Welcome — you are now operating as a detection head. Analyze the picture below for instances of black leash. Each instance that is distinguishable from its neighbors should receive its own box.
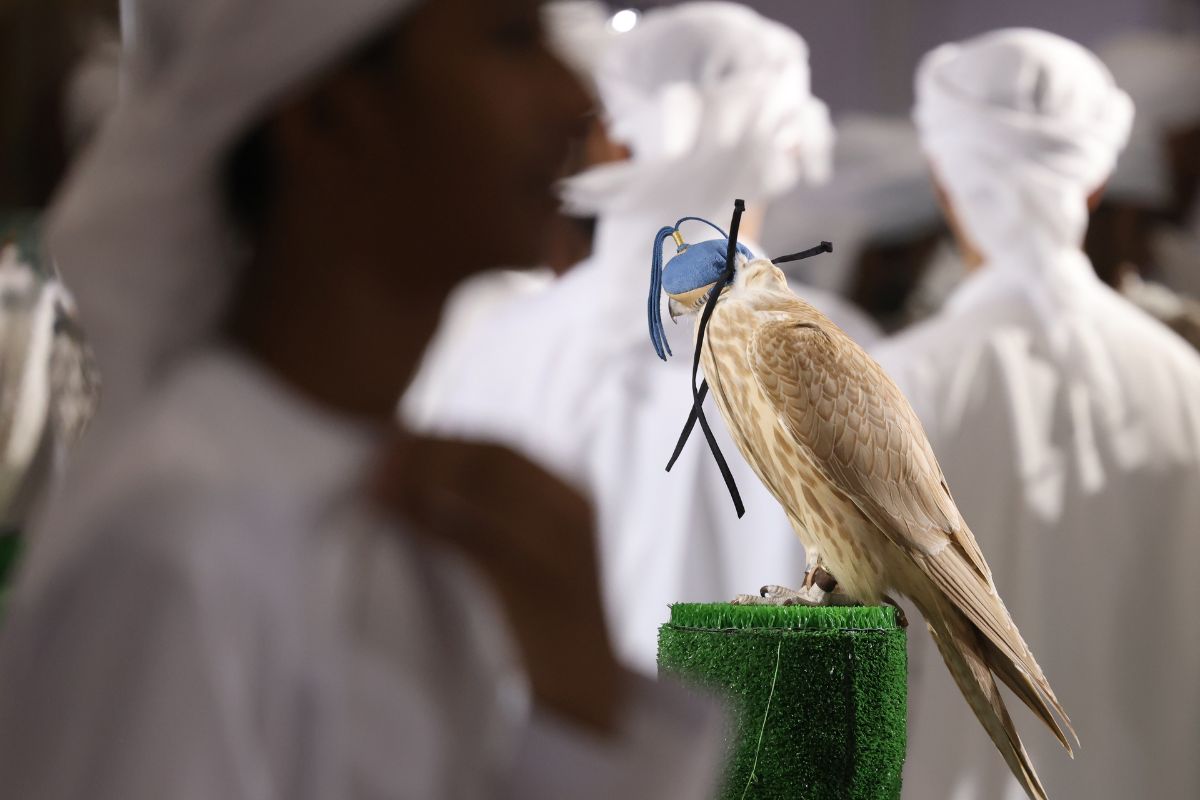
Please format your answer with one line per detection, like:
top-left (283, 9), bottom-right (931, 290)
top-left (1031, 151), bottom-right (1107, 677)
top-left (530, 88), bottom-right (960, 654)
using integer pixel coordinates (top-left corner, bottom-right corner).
top-left (666, 200), bottom-right (747, 518)
top-left (665, 205), bottom-right (833, 520)
top-left (773, 240), bottom-right (833, 265)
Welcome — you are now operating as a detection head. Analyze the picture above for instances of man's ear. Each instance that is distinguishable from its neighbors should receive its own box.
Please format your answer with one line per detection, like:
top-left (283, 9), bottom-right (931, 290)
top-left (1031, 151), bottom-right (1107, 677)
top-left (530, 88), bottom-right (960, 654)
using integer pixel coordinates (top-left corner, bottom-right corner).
top-left (1087, 181), bottom-right (1106, 212)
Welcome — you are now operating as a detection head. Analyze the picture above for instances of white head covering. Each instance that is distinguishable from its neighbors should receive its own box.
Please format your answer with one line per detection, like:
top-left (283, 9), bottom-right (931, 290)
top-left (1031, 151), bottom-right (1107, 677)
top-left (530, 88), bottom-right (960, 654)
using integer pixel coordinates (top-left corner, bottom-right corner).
top-left (562, 1), bottom-right (831, 215)
top-left (542, 1), bottom-right (619, 89)
top-left (48, 0), bottom-right (423, 417)
top-left (1098, 32), bottom-right (1200, 208)
top-left (914, 28), bottom-right (1132, 333)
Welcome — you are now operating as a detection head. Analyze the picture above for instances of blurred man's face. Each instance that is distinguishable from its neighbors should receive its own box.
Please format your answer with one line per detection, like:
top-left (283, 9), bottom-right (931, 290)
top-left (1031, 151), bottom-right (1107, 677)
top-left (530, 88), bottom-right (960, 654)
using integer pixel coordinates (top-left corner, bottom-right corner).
top-left (286, 0), bottom-right (590, 290)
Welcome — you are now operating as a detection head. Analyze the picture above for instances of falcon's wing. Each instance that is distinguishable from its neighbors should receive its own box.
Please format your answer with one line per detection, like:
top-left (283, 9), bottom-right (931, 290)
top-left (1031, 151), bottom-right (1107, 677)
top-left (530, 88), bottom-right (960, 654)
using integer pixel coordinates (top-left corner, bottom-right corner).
top-left (748, 314), bottom-right (1073, 739)
top-left (747, 315), bottom-right (984, 574)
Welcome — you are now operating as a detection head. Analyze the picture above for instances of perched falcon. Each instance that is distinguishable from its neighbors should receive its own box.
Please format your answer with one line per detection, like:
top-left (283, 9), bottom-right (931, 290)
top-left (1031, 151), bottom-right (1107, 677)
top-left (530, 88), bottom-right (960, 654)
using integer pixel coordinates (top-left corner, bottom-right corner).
top-left (651, 211), bottom-right (1074, 800)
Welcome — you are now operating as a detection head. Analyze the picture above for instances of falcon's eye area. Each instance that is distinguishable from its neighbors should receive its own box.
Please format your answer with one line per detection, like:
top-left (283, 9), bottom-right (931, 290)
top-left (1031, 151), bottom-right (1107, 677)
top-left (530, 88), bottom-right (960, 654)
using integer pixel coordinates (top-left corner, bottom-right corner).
top-left (662, 239), bottom-right (752, 295)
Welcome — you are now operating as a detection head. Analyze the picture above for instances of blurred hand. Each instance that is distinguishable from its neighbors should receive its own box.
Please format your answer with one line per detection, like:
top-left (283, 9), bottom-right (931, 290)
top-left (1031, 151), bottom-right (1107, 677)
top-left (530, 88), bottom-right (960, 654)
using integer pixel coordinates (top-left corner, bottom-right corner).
top-left (370, 432), bottom-right (625, 734)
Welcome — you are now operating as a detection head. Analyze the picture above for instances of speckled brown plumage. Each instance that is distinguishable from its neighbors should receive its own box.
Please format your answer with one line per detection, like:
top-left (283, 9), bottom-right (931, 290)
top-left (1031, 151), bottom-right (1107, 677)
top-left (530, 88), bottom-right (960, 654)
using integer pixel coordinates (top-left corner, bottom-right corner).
top-left (693, 257), bottom-right (1074, 800)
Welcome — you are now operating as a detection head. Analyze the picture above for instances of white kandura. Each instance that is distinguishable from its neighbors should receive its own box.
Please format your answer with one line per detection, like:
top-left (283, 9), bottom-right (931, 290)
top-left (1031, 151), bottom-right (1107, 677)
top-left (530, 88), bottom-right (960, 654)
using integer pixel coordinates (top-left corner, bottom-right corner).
top-left (875, 28), bottom-right (1200, 800)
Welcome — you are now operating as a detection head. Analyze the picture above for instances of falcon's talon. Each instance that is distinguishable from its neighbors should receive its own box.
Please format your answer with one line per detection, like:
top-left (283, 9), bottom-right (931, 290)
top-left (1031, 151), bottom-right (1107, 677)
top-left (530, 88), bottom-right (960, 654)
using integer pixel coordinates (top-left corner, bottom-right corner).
top-left (756, 578), bottom-right (869, 608)
top-left (735, 583), bottom-right (833, 607)
top-left (761, 584), bottom-right (807, 602)
top-left (730, 591), bottom-right (811, 607)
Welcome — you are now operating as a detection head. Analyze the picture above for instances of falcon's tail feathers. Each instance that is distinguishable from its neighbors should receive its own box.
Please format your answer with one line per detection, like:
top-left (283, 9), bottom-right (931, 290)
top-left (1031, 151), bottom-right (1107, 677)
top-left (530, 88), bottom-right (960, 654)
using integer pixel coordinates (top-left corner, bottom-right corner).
top-left (922, 601), bottom-right (1049, 800)
top-left (922, 549), bottom-right (1076, 750)
top-left (980, 636), bottom-right (1074, 756)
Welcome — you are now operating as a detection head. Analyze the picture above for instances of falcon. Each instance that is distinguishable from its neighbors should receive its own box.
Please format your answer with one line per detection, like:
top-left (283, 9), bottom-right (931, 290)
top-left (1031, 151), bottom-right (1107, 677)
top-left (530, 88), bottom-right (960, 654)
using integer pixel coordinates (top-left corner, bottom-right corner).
top-left (649, 203), bottom-right (1074, 800)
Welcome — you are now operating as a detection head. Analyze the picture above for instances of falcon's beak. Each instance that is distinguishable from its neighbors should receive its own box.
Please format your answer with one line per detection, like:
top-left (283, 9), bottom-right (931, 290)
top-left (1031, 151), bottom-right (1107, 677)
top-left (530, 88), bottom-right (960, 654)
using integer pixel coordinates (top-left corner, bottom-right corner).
top-left (666, 284), bottom-right (718, 321)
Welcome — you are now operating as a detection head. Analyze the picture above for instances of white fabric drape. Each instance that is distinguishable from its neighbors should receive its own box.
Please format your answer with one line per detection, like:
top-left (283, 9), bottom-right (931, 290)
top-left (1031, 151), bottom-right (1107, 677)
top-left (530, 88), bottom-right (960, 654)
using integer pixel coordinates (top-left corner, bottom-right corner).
top-left (875, 28), bottom-right (1200, 800)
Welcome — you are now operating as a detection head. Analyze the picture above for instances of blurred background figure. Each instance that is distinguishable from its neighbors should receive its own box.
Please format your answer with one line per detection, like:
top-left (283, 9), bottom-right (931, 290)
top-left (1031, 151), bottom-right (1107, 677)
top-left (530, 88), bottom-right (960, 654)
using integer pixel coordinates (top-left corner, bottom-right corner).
top-left (871, 29), bottom-right (1200, 800)
top-left (1087, 31), bottom-right (1200, 349)
top-left (416, 1), bottom-right (864, 675)
top-left (0, 0), bottom-right (729, 797)
top-left (760, 113), bottom-right (945, 332)
top-left (0, 0), bottom-right (112, 596)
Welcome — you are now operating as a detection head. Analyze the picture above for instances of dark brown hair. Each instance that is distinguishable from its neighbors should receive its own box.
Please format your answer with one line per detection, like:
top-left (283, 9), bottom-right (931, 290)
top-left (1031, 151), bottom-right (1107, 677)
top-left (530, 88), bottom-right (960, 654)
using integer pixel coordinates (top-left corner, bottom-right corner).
top-left (0, 0), bottom-right (118, 208)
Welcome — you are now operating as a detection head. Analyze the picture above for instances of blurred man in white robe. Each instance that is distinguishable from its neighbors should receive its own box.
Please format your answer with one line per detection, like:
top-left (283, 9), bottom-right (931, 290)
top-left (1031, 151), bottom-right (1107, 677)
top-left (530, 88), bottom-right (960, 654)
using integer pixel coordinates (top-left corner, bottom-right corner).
top-left (0, 1), bottom-right (728, 797)
top-left (872, 29), bottom-right (1200, 800)
top-left (1090, 33), bottom-right (1200, 309)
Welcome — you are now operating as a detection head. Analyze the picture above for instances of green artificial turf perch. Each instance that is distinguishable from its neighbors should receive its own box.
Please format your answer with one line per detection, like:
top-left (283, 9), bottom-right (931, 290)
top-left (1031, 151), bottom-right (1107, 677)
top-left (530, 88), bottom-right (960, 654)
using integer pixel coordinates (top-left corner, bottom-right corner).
top-left (659, 603), bottom-right (907, 800)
